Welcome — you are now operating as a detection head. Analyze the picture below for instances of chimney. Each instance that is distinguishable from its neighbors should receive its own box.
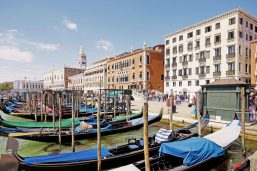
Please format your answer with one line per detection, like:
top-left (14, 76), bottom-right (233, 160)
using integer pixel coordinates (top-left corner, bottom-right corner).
top-left (130, 47), bottom-right (133, 54)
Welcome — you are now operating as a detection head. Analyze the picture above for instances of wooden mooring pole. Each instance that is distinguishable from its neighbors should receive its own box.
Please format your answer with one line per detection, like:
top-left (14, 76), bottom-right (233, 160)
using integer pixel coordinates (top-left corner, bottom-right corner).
top-left (196, 91), bottom-right (201, 136)
top-left (97, 89), bottom-right (102, 171)
top-left (52, 92), bottom-right (55, 131)
top-left (169, 89), bottom-right (173, 130)
top-left (143, 94), bottom-right (150, 171)
top-left (58, 93), bottom-right (62, 146)
top-left (71, 92), bottom-right (75, 152)
top-left (241, 87), bottom-right (246, 155)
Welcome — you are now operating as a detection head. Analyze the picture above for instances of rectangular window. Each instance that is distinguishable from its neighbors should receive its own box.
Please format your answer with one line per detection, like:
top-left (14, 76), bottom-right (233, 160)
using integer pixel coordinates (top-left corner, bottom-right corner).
top-left (228, 45), bottom-right (235, 54)
top-left (246, 64), bottom-right (248, 73)
top-left (196, 29), bottom-right (201, 35)
top-left (228, 62), bottom-right (235, 71)
top-left (215, 22), bottom-right (220, 29)
top-left (179, 35), bottom-right (183, 41)
top-left (206, 80), bottom-right (210, 84)
top-left (178, 69), bottom-right (182, 76)
top-left (173, 82), bottom-right (176, 87)
top-left (214, 34), bottom-right (221, 43)
top-left (255, 26), bottom-right (257, 33)
top-left (246, 34), bottom-right (248, 41)
top-left (195, 80), bottom-right (199, 86)
top-left (188, 68), bottom-right (192, 75)
top-left (200, 51), bottom-right (205, 59)
top-left (250, 23), bottom-right (253, 30)
top-left (183, 55), bottom-right (187, 62)
top-left (166, 40), bottom-right (170, 45)
top-left (195, 67), bottom-right (199, 74)
top-left (173, 37), bottom-right (176, 43)
top-left (246, 21), bottom-right (248, 28)
top-left (166, 82), bottom-right (169, 87)
top-left (189, 54), bottom-right (193, 62)
top-left (205, 26), bottom-right (212, 33)
top-left (205, 51), bottom-right (210, 58)
top-left (239, 31), bottom-right (243, 38)
top-left (229, 17), bottom-right (236, 25)
top-left (246, 48), bottom-right (248, 57)
top-left (205, 37), bottom-right (211, 46)
top-left (172, 57), bottom-right (176, 64)
top-left (166, 48), bottom-right (170, 55)
top-left (250, 36), bottom-right (253, 41)
top-left (215, 48), bottom-right (221, 56)
top-left (214, 64), bottom-right (220, 72)
top-left (179, 45), bottom-right (183, 53)
top-left (195, 40), bottom-right (200, 48)
top-left (188, 42), bottom-right (193, 50)
top-left (240, 18), bottom-right (243, 25)
top-left (173, 70), bottom-right (176, 76)
top-left (206, 66), bottom-right (210, 74)
top-left (173, 46), bottom-right (177, 54)
top-left (179, 81), bottom-right (182, 87)
top-left (187, 32), bottom-right (193, 38)
top-left (239, 46), bottom-right (241, 55)
top-left (228, 31), bottom-right (234, 40)
top-left (188, 81), bottom-right (192, 86)
top-left (239, 63), bottom-right (241, 72)
top-left (183, 68), bottom-right (187, 75)
top-left (200, 66), bottom-right (205, 74)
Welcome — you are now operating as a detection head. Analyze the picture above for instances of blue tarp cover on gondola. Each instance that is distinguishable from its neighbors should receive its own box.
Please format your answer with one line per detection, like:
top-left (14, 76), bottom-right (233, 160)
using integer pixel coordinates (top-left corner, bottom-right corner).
top-left (159, 137), bottom-right (225, 166)
top-left (24, 147), bottom-right (113, 165)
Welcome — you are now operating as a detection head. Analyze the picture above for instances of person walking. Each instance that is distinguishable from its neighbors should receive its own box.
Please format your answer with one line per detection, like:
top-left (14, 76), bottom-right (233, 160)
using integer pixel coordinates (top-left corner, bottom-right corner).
top-left (191, 96), bottom-right (197, 119)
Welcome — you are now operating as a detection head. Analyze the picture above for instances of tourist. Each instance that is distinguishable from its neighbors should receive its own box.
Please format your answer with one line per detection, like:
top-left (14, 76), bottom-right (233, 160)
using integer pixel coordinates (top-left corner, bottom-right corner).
top-left (191, 96), bottom-right (197, 119)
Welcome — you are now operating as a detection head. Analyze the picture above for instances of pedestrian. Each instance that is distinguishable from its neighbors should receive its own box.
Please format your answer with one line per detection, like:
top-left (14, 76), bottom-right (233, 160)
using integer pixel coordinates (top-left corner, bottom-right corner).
top-left (191, 96), bottom-right (197, 119)
top-left (249, 102), bottom-right (254, 122)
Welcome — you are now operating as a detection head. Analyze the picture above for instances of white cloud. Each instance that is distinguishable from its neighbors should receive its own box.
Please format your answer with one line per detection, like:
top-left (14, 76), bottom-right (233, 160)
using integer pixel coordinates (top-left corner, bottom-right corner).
top-left (62, 18), bottom-right (78, 31)
top-left (0, 46), bottom-right (33, 63)
top-left (96, 40), bottom-right (113, 51)
top-left (25, 41), bottom-right (60, 51)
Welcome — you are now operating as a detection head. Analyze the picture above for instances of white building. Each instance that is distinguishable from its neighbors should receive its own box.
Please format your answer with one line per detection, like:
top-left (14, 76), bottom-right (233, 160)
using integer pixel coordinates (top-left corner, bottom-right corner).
top-left (164, 8), bottom-right (257, 95)
top-left (67, 73), bottom-right (84, 90)
top-left (44, 67), bottom-right (84, 90)
top-left (84, 58), bottom-right (109, 92)
top-left (12, 80), bottom-right (43, 98)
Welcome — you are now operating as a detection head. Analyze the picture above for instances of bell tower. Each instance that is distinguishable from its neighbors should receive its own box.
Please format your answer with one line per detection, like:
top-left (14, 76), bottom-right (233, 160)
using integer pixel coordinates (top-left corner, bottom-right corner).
top-left (78, 44), bottom-right (87, 69)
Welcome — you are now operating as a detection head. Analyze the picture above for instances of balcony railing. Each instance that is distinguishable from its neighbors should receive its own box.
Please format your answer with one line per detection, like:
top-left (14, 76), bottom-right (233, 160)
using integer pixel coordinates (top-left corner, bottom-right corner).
top-left (165, 76), bottom-right (170, 81)
top-left (172, 75), bottom-right (177, 79)
top-left (165, 63), bottom-right (170, 68)
top-left (195, 46), bottom-right (200, 50)
top-left (187, 47), bottom-right (193, 51)
top-left (226, 70), bottom-right (235, 76)
top-left (182, 75), bottom-right (188, 79)
top-left (205, 43), bottom-right (211, 47)
top-left (198, 73), bottom-right (206, 78)
top-left (226, 53), bottom-right (236, 59)
top-left (182, 61), bottom-right (188, 66)
top-left (172, 63), bottom-right (177, 67)
top-left (213, 71), bottom-right (221, 77)
top-left (199, 58), bottom-right (206, 63)
top-left (214, 41), bottom-right (221, 45)
top-left (227, 38), bottom-right (235, 42)
top-left (213, 56), bottom-right (221, 61)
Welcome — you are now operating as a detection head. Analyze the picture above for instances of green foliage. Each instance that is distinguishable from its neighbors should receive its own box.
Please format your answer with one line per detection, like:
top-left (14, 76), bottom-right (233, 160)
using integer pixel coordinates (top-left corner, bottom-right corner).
top-left (0, 82), bottom-right (13, 92)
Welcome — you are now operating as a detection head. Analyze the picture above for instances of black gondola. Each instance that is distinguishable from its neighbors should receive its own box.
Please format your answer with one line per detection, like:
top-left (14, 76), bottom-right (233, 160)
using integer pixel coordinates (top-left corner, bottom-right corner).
top-left (6, 114), bottom-right (209, 171)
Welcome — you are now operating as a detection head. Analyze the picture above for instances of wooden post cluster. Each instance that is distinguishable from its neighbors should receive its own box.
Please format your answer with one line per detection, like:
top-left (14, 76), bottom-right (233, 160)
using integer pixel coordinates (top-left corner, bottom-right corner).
top-left (97, 89), bottom-right (102, 171)
top-left (241, 87), bottom-right (246, 155)
top-left (196, 91), bottom-right (201, 136)
top-left (169, 89), bottom-right (173, 130)
top-left (143, 96), bottom-right (150, 171)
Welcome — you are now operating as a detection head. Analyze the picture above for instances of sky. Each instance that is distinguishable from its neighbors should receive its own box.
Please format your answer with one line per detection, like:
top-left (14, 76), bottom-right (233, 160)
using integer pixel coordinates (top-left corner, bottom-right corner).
top-left (0, 0), bottom-right (256, 82)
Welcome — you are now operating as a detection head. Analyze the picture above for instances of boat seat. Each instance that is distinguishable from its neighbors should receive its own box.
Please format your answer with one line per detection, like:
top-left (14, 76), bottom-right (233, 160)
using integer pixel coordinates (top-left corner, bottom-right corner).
top-left (128, 144), bottom-right (140, 151)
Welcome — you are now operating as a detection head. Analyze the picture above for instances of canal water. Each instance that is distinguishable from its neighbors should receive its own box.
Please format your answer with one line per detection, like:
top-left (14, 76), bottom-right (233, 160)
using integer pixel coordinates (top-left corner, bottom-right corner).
top-left (0, 113), bottom-right (257, 170)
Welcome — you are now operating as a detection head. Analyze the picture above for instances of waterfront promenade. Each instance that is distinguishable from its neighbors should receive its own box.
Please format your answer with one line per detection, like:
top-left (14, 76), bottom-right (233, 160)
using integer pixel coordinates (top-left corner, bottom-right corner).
top-left (131, 98), bottom-right (257, 140)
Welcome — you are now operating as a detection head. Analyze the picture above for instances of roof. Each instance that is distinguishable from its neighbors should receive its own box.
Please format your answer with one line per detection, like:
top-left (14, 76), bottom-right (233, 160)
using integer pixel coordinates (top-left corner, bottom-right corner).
top-left (165, 8), bottom-right (257, 38)
top-left (203, 79), bottom-right (246, 87)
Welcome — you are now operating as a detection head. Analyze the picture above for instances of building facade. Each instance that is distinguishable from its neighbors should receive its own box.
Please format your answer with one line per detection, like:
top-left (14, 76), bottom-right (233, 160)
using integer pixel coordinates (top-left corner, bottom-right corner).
top-left (164, 8), bottom-right (257, 95)
top-left (67, 73), bottom-right (84, 91)
top-left (107, 44), bottom-right (164, 92)
top-left (251, 39), bottom-right (257, 85)
top-left (44, 67), bottom-right (84, 90)
top-left (12, 80), bottom-right (43, 98)
top-left (84, 58), bottom-right (109, 92)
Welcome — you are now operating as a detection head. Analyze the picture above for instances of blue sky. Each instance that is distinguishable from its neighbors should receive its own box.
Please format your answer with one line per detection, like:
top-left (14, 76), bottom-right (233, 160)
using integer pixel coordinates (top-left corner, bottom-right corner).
top-left (0, 0), bottom-right (256, 82)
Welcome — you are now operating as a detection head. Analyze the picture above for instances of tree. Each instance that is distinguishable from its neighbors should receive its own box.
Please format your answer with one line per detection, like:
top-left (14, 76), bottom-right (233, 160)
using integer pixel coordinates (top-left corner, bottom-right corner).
top-left (0, 82), bottom-right (13, 92)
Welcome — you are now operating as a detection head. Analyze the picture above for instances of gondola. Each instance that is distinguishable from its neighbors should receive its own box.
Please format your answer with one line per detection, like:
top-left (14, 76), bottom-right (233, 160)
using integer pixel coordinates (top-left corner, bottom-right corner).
top-left (6, 114), bottom-right (209, 171)
top-left (6, 112), bottom-right (163, 142)
top-left (134, 117), bottom-right (241, 171)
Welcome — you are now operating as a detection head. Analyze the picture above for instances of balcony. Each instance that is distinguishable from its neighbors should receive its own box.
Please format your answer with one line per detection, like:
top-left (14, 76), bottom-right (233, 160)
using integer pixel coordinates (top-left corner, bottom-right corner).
top-left (213, 56), bottom-right (221, 61)
top-left (226, 70), bottom-right (235, 76)
top-left (187, 47), bottom-right (193, 51)
top-left (182, 75), bottom-right (188, 79)
top-left (165, 63), bottom-right (170, 68)
top-left (172, 75), bottom-right (177, 79)
top-left (182, 61), bottom-right (188, 66)
top-left (213, 71), bottom-right (221, 77)
top-left (195, 46), bottom-right (200, 50)
top-left (165, 76), bottom-right (170, 81)
top-left (199, 58), bottom-right (206, 63)
top-left (172, 63), bottom-right (177, 67)
top-left (214, 41), bottom-right (221, 45)
top-left (198, 73), bottom-right (206, 78)
top-left (205, 43), bottom-right (211, 47)
top-left (226, 53), bottom-right (235, 60)
top-left (227, 38), bottom-right (235, 42)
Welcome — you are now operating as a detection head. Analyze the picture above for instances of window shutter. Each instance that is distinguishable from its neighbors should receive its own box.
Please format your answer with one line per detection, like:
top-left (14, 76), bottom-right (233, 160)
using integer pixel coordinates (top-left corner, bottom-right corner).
top-left (205, 51), bottom-right (210, 58)
top-left (179, 56), bottom-right (182, 63)
top-left (196, 53), bottom-right (200, 60)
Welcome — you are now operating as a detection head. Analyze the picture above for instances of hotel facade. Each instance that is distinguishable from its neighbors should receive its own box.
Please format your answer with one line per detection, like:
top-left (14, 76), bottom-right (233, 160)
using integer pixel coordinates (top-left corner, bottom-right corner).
top-left (164, 8), bottom-right (257, 95)
top-left (107, 44), bottom-right (164, 92)
top-left (251, 39), bottom-right (257, 85)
